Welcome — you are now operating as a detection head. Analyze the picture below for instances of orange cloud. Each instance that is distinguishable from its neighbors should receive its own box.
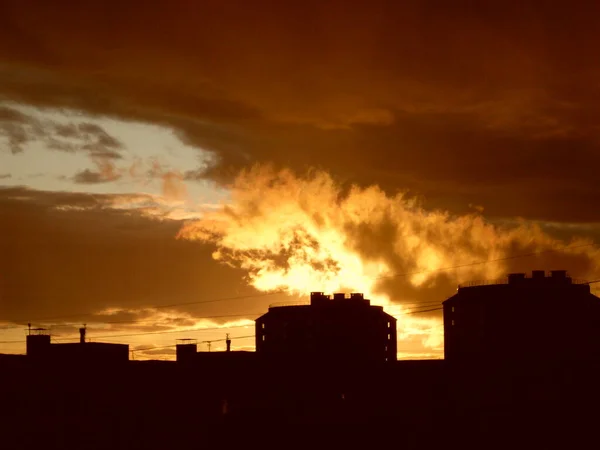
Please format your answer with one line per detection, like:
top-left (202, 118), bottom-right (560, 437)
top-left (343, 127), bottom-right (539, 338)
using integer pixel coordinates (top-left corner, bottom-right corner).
top-left (178, 166), bottom-right (600, 355)
top-left (179, 166), bottom-right (600, 297)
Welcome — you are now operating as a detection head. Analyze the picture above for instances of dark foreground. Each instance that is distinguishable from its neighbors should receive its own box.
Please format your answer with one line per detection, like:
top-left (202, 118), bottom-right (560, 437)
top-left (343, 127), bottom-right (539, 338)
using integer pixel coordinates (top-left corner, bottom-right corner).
top-left (1, 355), bottom-right (599, 449)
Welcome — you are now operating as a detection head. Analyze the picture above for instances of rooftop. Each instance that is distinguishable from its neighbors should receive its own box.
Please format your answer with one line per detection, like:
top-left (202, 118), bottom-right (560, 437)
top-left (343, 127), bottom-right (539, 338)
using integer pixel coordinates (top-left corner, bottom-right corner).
top-left (457, 270), bottom-right (589, 289)
top-left (269, 292), bottom-right (373, 309)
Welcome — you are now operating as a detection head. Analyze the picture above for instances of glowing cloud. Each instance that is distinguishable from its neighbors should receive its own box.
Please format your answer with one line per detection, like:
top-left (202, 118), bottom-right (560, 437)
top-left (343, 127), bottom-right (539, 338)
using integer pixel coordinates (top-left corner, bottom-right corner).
top-left (177, 165), bottom-right (600, 356)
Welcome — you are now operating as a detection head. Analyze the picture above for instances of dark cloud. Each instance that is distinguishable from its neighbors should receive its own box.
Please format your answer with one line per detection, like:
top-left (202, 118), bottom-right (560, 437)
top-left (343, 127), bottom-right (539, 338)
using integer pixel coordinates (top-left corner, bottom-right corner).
top-left (78, 122), bottom-right (122, 149)
top-left (0, 187), bottom-right (287, 325)
top-left (54, 123), bottom-right (78, 138)
top-left (2, 123), bottom-right (28, 154)
top-left (1, 1), bottom-right (600, 221)
top-left (0, 174), bottom-right (10, 179)
top-left (0, 106), bottom-right (43, 153)
top-left (0, 106), bottom-right (28, 123)
top-left (0, 106), bottom-right (124, 162)
top-left (73, 168), bottom-right (112, 184)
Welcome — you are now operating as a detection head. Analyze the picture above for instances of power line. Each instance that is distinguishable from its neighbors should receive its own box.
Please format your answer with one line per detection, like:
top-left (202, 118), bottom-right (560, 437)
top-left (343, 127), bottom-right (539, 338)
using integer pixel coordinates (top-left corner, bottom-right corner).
top-left (4, 242), bottom-right (596, 326)
top-left (0, 299), bottom-right (443, 332)
top-left (375, 242), bottom-right (597, 282)
top-left (404, 307), bottom-right (443, 315)
top-left (2, 242), bottom-right (595, 330)
top-left (0, 329), bottom-right (257, 346)
top-left (54, 323), bottom-right (253, 341)
top-left (0, 312), bottom-right (264, 331)
top-left (0, 300), bottom-right (443, 337)
top-left (3, 291), bottom-right (283, 324)
top-left (130, 335), bottom-right (257, 360)
top-left (130, 344), bottom-right (178, 354)
top-left (0, 304), bottom-right (442, 344)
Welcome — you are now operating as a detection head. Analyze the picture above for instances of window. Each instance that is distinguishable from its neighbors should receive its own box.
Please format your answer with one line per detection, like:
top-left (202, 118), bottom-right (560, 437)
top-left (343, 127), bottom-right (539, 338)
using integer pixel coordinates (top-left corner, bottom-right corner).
top-left (262, 335), bottom-right (266, 341)
top-left (451, 307), bottom-right (455, 313)
top-left (385, 345), bottom-right (388, 352)
top-left (388, 322), bottom-right (392, 329)
top-left (262, 323), bottom-right (265, 329)
top-left (451, 320), bottom-right (455, 326)
top-left (387, 333), bottom-right (391, 340)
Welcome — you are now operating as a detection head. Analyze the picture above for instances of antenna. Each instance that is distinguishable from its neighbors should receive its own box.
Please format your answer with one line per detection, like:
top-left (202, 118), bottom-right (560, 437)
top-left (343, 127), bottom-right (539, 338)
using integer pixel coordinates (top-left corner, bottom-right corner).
top-left (207, 341), bottom-right (212, 352)
top-left (226, 333), bottom-right (231, 352)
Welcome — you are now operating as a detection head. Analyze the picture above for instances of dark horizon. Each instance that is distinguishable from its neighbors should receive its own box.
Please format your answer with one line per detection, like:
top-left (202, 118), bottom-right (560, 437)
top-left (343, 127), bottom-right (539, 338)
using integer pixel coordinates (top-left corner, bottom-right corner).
top-left (3, 268), bottom-right (600, 448)
top-left (2, 3), bottom-right (600, 445)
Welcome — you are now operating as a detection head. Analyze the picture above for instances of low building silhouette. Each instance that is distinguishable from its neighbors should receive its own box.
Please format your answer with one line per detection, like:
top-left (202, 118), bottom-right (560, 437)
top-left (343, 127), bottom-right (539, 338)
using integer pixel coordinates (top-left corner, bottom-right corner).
top-left (255, 292), bottom-right (397, 363)
top-left (26, 325), bottom-right (129, 364)
top-left (175, 337), bottom-right (256, 370)
top-left (443, 270), bottom-right (600, 363)
top-left (5, 273), bottom-right (600, 445)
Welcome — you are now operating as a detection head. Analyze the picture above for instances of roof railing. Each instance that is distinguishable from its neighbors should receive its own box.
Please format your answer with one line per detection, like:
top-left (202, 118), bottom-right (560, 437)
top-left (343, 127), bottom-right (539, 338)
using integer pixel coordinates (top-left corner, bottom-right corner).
top-left (458, 275), bottom-right (589, 289)
top-left (269, 301), bottom-right (311, 308)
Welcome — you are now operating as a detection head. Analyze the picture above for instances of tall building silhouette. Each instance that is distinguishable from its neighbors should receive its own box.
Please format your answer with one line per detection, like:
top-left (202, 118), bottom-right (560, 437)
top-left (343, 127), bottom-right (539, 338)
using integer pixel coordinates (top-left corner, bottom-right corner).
top-left (255, 292), bottom-right (397, 362)
top-left (443, 270), bottom-right (600, 362)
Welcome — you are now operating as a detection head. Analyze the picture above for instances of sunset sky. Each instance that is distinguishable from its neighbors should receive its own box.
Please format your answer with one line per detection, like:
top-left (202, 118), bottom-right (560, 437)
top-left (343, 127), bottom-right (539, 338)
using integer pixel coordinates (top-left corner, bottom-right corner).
top-left (2, 1), bottom-right (600, 359)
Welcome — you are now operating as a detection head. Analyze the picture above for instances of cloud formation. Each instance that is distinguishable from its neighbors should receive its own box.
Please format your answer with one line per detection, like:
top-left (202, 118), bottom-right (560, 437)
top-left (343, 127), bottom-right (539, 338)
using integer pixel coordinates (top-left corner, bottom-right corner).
top-left (1, 1), bottom-right (600, 220)
top-left (179, 167), bottom-right (600, 307)
top-left (0, 187), bottom-right (282, 326)
top-left (0, 105), bottom-right (123, 157)
top-left (3, 2), bottom-right (600, 359)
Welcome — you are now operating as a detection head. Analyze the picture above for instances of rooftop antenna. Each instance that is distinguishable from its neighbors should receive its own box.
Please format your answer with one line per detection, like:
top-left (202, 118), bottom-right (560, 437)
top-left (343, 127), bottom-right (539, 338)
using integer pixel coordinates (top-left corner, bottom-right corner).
top-left (226, 333), bottom-right (231, 352)
top-left (207, 341), bottom-right (212, 352)
top-left (28, 323), bottom-right (31, 335)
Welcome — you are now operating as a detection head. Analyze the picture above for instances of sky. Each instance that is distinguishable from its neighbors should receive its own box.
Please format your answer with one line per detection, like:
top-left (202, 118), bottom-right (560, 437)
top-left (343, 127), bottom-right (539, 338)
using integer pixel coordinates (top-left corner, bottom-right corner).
top-left (2, 0), bottom-right (600, 359)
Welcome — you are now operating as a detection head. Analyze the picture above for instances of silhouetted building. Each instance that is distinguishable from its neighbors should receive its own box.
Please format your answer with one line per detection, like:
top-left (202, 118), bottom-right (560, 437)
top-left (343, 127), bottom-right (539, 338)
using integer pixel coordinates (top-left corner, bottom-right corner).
top-left (175, 338), bottom-right (198, 362)
top-left (25, 325), bottom-right (129, 364)
top-left (175, 337), bottom-right (256, 371)
top-left (255, 292), bottom-right (397, 363)
top-left (26, 326), bottom-right (51, 358)
top-left (443, 270), bottom-right (600, 362)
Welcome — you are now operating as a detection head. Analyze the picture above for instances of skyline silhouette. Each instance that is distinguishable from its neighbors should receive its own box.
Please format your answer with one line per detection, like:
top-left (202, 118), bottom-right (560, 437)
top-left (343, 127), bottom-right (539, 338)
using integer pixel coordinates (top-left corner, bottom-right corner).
top-left (3, 269), bottom-right (600, 448)
top-left (3, 270), bottom-right (599, 364)
top-left (2, 2), bottom-right (600, 446)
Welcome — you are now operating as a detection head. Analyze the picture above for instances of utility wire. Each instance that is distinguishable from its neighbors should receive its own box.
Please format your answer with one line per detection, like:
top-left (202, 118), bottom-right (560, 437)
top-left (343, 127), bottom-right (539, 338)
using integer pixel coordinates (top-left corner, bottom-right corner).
top-left (375, 242), bottom-right (597, 281)
top-left (0, 331), bottom-right (257, 346)
top-left (2, 243), bottom-right (595, 330)
top-left (0, 312), bottom-right (263, 331)
top-left (402, 307), bottom-right (443, 315)
top-left (53, 323), bottom-right (253, 341)
top-left (0, 305), bottom-right (442, 344)
top-left (2, 291), bottom-right (283, 324)
top-left (3, 242), bottom-right (596, 326)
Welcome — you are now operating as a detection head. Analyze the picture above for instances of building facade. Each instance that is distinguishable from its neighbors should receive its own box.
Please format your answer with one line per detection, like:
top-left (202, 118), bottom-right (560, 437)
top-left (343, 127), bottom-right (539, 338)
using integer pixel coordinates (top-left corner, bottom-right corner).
top-left (255, 292), bottom-right (397, 363)
top-left (26, 326), bottom-right (129, 364)
top-left (443, 270), bottom-right (600, 363)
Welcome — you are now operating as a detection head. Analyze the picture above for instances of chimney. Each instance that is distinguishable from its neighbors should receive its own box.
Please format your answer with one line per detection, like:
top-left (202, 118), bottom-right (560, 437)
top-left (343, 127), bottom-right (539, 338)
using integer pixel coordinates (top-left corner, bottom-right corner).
top-left (226, 333), bottom-right (231, 352)
top-left (79, 325), bottom-right (86, 344)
